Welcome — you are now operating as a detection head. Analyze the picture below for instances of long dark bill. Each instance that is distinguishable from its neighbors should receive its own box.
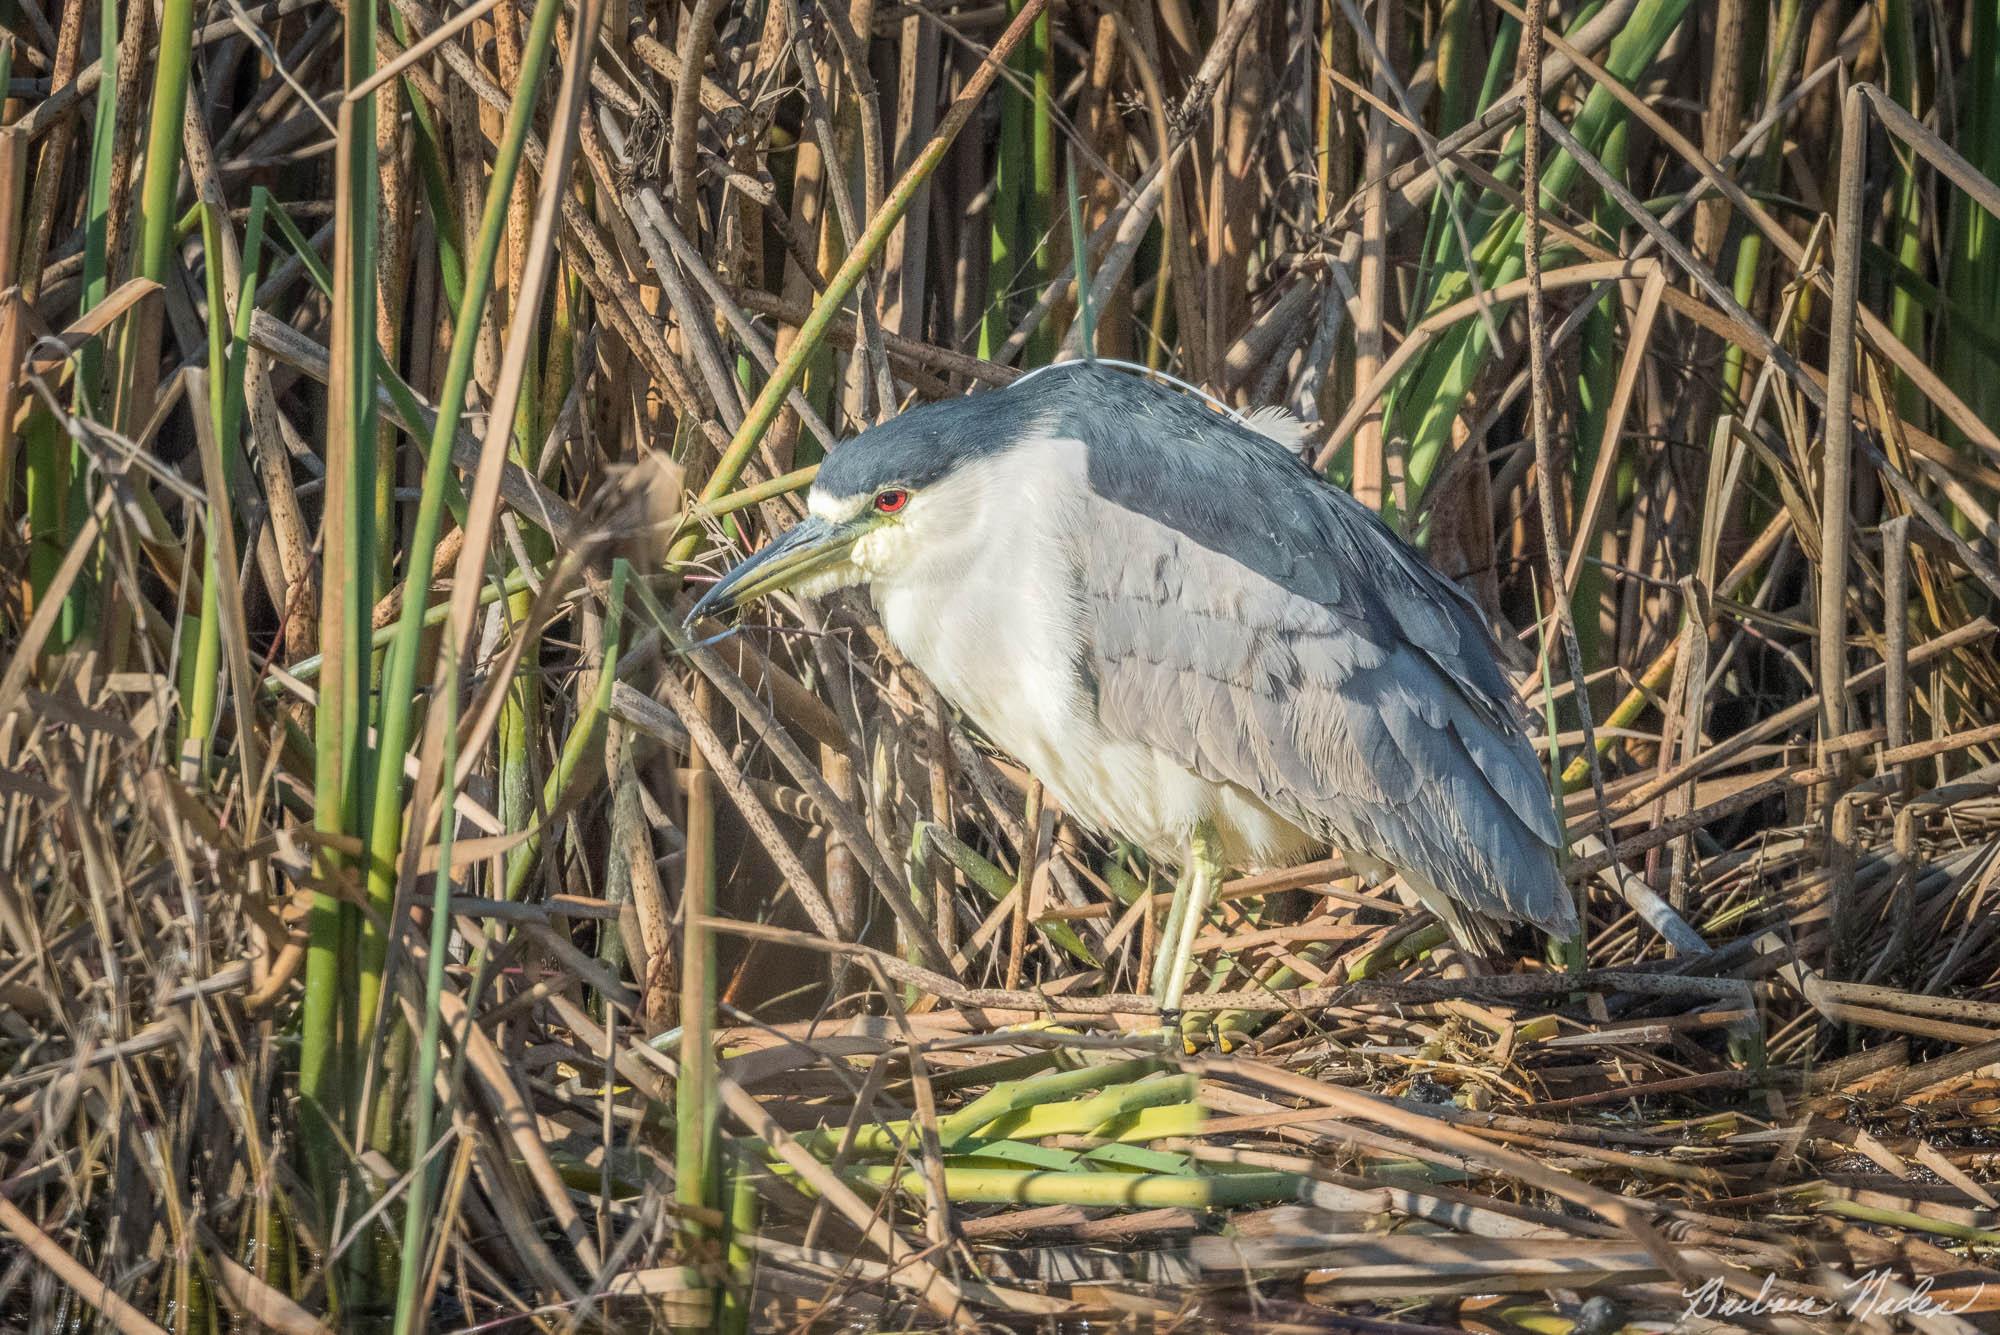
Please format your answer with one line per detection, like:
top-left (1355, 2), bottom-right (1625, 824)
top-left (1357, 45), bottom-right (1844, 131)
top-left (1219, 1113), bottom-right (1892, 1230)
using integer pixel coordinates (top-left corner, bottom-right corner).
top-left (684, 515), bottom-right (867, 623)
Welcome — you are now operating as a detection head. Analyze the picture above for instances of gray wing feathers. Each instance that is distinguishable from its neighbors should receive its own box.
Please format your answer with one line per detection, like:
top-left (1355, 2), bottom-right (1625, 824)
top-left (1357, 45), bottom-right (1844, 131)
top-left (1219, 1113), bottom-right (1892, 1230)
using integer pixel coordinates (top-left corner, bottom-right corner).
top-left (1079, 498), bottom-right (1573, 937)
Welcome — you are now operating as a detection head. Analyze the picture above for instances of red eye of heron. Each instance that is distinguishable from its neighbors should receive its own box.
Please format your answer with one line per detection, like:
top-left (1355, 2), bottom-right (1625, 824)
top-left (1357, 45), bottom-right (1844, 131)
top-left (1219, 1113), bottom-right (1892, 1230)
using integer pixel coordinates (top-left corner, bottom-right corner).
top-left (874, 488), bottom-right (909, 514)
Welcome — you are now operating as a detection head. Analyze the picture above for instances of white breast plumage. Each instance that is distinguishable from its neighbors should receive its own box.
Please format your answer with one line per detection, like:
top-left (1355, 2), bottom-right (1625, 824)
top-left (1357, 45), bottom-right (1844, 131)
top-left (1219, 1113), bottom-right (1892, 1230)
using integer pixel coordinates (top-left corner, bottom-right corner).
top-left (866, 436), bottom-right (1314, 869)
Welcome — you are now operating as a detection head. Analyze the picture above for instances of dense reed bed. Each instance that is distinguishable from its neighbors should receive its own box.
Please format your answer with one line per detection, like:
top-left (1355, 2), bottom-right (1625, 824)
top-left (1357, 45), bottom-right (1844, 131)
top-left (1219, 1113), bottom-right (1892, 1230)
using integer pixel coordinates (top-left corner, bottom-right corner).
top-left (3, 0), bottom-right (2000, 1329)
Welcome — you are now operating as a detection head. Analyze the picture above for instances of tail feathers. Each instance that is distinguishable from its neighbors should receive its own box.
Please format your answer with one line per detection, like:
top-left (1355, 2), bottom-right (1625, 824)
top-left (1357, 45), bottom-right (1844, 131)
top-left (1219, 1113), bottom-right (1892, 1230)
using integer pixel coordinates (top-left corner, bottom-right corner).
top-left (1395, 871), bottom-right (1508, 958)
top-left (1396, 861), bottom-right (1575, 957)
top-left (1337, 842), bottom-right (1576, 955)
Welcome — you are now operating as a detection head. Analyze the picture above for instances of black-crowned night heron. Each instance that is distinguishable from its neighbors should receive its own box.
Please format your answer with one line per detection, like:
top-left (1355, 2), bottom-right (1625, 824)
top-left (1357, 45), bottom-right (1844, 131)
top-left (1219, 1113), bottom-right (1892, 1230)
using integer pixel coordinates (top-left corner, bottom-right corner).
top-left (691, 362), bottom-right (1575, 1011)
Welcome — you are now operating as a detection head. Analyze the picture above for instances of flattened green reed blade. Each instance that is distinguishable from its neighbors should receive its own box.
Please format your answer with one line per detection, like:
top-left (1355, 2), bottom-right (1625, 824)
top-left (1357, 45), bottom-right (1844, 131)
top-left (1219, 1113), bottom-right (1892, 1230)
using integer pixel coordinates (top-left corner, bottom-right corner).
top-left (976, 1074), bottom-right (1199, 1141)
top-left (936, 1055), bottom-right (1171, 1149)
top-left (1076, 1142), bottom-right (1195, 1175)
top-left (951, 1139), bottom-right (1083, 1172)
top-left (854, 1165), bottom-right (1303, 1209)
top-left (791, 1056), bottom-right (1175, 1158)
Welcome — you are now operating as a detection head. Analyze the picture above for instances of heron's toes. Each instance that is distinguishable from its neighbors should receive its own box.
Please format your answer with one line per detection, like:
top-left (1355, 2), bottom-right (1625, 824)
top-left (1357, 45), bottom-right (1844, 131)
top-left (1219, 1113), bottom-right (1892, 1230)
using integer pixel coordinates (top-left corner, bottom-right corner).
top-left (1213, 1011), bottom-right (1254, 1053)
top-left (1177, 1010), bottom-right (1213, 1054)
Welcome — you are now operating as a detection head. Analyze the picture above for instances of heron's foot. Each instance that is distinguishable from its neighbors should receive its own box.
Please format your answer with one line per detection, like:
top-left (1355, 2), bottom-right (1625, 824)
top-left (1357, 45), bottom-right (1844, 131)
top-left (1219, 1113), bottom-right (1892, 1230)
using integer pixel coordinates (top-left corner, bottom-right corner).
top-left (1212, 1009), bottom-right (1255, 1053)
top-left (1153, 1010), bottom-right (1265, 1053)
top-left (1143, 1010), bottom-right (1224, 1055)
top-left (1174, 951), bottom-right (1244, 1052)
top-left (1176, 1009), bottom-right (1212, 1054)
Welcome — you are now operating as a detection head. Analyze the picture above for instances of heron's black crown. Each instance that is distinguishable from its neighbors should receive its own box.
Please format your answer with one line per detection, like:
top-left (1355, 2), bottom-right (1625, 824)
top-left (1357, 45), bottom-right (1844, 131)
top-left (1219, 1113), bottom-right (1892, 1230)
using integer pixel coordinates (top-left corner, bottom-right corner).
top-left (814, 361), bottom-right (1304, 495)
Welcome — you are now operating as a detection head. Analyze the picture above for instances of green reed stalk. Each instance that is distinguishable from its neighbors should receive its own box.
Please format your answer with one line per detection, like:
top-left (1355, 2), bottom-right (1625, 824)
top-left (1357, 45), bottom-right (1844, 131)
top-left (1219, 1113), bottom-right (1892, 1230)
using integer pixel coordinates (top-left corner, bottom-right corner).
top-left (182, 208), bottom-right (233, 779)
top-left (1211, 938), bottom-right (1338, 1051)
top-left (791, 1058), bottom-right (1176, 1159)
top-left (355, 0), bottom-right (564, 1088)
top-left (1714, 0), bottom-right (1801, 521)
top-left (300, 0), bottom-right (385, 1255)
top-left (385, 17), bottom-right (465, 315)
top-left (500, 591), bottom-right (624, 902)
top-left (41, 0), bottom-right (124, 646)
top-left (1387, 0), bottom-right (1689, 507)
top-left (3, 0), bottom-right (53, 636)
top-left (179, 199), bottom-right (264, 781)
top-left (1434, 0), bottom-right (1479, 137)
top-left (919, 822), bottom-right (1097, 964)
top-left (300, 182), bottom-right (364, 1323)
top-left (1413, 13), bottom-right (1520, 309)
top-left (1944, 0), bottom-right (2000, 454)
top-left (129, 0), bottom-right (195, 311)
top-left (22, 423), bottom-right (70, 651)
top-left (496, 100), bottom-right (553, 906)
top-left (76, 0), bottom-right (116, 414)
top-left (718, 1147), bottom-right (758, 1335)
top-left (671, 0), bottom-right (1047, 560)
top-left (1879, 0), bottom-right (1927, 424)
top-left (389, 604), bottom-right (463, 1335)
top-left (496, 677), bottom-right (539, 897)
top-left (126, 0), bottom-right (199, 752)
top-left (979, 0), bottom-right (1030, 359)
top-left (1569, 120), bottom-right (1627, 667)
top-left (1024, 3), bottom-right (1055, 364)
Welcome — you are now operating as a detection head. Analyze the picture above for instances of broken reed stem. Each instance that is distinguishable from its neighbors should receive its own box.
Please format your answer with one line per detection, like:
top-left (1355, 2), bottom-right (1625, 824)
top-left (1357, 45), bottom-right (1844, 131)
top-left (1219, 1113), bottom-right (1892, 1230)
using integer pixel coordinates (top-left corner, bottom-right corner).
top-left (1822, 84), bottom-right (1873, 975)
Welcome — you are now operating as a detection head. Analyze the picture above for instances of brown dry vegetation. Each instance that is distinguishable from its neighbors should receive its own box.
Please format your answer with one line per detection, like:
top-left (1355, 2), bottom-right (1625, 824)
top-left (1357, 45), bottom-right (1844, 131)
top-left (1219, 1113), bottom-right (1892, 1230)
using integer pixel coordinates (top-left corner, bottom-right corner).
top-left (3, 0), bottom-right (2000, 1330)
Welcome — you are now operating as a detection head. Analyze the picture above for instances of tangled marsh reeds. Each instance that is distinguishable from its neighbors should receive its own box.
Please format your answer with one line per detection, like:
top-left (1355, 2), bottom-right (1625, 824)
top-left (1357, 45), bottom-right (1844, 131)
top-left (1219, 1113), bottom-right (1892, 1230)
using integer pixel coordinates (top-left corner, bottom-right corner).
top-left (3, 0), bottom-right (2000, 1329)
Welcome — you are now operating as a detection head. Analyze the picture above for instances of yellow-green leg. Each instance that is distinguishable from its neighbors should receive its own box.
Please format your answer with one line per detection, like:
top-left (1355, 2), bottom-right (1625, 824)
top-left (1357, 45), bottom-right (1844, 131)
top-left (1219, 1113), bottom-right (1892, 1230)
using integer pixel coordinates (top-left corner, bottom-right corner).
top-left (1155, 821), bottom-right (1223, 1013)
